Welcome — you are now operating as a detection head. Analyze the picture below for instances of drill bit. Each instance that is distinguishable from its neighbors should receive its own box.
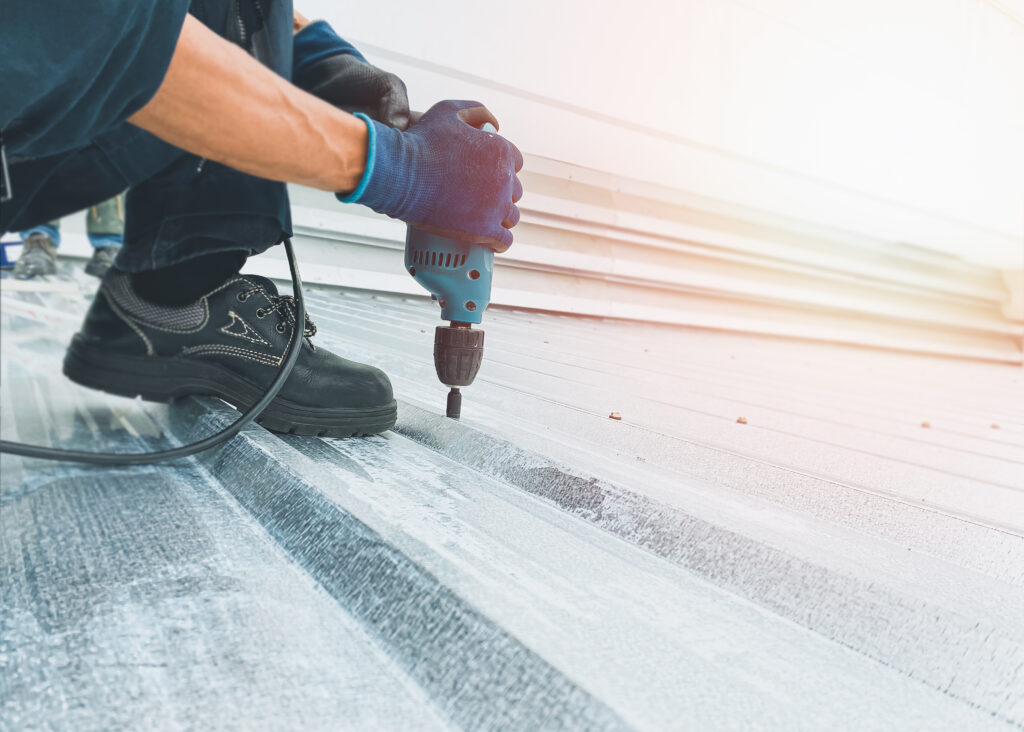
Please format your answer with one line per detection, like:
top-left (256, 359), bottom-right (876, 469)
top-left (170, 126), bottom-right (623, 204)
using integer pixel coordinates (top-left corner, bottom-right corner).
top-left (446, 388), bottom-right (462, 419)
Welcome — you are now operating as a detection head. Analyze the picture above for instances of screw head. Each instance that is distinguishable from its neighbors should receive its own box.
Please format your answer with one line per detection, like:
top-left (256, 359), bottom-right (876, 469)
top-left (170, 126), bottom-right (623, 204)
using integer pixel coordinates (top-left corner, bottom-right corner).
top-left (465, 301), bottom-right (477, 311)
top-left (409, 267), bottom-right (416, 276)
top-left (468, 269), bottom-right (480, 280)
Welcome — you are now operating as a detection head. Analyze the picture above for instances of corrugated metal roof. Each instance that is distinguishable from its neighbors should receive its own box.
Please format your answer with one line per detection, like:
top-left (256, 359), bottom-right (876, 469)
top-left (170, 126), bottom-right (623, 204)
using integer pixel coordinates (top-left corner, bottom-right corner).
top-left (2, 266), bottom-right (1022, 729)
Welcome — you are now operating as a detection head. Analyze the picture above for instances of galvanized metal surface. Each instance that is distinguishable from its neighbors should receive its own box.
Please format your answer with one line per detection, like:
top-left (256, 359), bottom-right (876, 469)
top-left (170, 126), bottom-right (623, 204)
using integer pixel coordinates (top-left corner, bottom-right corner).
top-left (1, 268), bottom-right (1023, 730)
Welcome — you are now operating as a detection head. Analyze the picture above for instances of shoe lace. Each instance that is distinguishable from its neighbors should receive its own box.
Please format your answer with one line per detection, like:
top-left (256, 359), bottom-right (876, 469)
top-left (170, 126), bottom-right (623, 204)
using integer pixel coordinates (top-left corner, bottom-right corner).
top-left (240, 285), bottom-right (317, 345)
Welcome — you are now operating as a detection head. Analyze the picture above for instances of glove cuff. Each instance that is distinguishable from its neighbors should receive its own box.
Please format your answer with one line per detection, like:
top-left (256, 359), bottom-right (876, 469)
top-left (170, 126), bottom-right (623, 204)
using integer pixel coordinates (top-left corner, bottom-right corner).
top-left (292, 20), bottom-right (368, 78)
top-left (337, 113), bottom-right (376, 204)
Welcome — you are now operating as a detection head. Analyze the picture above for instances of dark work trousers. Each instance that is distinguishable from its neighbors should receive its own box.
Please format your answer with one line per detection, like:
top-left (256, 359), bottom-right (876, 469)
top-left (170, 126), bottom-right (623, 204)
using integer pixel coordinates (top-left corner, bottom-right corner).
top-left (0, 0), bottom-right (295, 272)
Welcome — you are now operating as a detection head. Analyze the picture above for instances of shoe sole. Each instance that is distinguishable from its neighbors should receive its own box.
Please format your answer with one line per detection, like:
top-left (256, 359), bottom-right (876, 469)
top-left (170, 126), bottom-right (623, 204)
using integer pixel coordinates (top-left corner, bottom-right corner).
top-left (63, 336), bottom-right (397, 438)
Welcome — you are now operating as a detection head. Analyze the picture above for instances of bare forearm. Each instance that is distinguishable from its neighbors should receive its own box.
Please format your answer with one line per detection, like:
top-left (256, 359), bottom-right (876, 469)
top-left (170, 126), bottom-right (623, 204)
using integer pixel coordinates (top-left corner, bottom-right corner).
top-left (128, 14), bottom-right (366, 192)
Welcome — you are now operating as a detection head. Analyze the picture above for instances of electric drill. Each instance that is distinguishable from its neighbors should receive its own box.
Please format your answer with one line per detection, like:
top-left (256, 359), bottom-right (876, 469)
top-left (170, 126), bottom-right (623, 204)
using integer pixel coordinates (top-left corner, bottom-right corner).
top-left (404, 125), bottom-right (498, 419)
top-left (404, 227), bottom-right (493, 419)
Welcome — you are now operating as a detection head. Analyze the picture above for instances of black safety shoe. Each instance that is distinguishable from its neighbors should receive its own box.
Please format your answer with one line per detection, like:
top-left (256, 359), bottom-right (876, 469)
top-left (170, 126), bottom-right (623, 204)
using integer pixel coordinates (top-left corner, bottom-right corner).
top-left (63, 271), bottom-right (397, 436)
top-left (13, 233), bottom-right (58, 278)
top-left (84, 246), bottom-right (120, 279)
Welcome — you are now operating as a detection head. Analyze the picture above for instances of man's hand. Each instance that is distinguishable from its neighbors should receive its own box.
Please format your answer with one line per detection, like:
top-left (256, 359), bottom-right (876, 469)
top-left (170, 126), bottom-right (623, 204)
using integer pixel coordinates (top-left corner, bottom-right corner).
top-left (341, 101), bottom-right (523, 251)
top-left (292, 21), bottom-right (411, 130)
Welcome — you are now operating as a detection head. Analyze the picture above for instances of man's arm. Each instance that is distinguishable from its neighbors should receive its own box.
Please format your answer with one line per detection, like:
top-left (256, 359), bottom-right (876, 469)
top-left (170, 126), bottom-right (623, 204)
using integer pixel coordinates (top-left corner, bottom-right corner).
top-left (130, 12), bottom-right (522, 248)
top-left (128, 14), bottom-right (367, 193)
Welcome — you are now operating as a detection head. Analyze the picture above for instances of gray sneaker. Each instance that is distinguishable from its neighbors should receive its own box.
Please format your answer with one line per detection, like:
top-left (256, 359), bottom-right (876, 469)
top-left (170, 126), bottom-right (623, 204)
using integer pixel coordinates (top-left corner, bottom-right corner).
top-left (84, 246), bottom-right (120, 278)
top-left (13, 233), bottom-right (58, 279)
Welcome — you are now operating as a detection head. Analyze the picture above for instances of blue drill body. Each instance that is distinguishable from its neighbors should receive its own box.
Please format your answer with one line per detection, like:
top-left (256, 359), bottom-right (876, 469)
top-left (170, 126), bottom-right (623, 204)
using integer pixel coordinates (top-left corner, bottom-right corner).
top-left (404, 226), bottom-right (493, 419)
top-left (404, 229), bottom-right (494, 324)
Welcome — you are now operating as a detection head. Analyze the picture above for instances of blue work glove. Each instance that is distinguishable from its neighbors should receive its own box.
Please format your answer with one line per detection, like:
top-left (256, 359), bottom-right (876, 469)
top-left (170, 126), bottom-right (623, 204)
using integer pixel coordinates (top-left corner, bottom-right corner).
top-left (340, 101), bottom-right (524, 252)
top-left (293, 21), bottom-right (410, 130)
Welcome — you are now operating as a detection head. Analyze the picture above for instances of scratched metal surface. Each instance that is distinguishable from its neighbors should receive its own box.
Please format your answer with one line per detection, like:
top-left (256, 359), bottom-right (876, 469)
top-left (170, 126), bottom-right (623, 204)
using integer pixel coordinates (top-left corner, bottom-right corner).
top-left (1, 267), bottom-right (1022, 730)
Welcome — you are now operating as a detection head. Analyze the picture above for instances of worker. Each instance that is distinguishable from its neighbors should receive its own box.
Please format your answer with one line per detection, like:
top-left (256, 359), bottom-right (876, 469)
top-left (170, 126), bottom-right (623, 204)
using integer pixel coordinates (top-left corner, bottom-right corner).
top-left (15, 194), bottom-right (125, 279)
top-left (0, 2), bottom-right (523, 438)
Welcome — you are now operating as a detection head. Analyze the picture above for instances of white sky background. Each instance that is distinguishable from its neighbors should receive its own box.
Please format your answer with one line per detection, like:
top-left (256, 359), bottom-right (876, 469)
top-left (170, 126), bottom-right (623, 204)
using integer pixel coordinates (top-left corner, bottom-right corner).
top-left (306, 0), bottom-right (1024, 268)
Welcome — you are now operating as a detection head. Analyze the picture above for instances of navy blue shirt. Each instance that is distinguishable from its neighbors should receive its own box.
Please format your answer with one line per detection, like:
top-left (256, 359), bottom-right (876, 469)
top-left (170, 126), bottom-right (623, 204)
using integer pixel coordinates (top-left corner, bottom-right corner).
top-left (1, 0), bottom-right (191, 159)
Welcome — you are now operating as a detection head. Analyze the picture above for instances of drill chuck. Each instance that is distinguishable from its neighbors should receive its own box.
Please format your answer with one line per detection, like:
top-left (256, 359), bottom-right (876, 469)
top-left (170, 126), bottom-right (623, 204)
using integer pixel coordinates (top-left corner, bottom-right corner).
top-left (434, 324), bottom-right (485, 387)
top-left (435, 324), bottom-right (484, 420)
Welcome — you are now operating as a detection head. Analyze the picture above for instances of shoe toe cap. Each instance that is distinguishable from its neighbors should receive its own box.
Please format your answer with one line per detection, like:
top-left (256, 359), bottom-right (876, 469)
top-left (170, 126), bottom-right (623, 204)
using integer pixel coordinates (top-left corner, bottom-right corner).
top-left (287, 346), bottom-right (394, 410)
top-left (344, 360), bottom-right (394, 408)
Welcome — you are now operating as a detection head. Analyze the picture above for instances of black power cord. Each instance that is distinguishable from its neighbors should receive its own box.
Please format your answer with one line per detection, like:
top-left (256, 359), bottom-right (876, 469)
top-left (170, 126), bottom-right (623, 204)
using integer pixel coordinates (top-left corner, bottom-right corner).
top-left (0, 237), bottom-right (306, 465)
